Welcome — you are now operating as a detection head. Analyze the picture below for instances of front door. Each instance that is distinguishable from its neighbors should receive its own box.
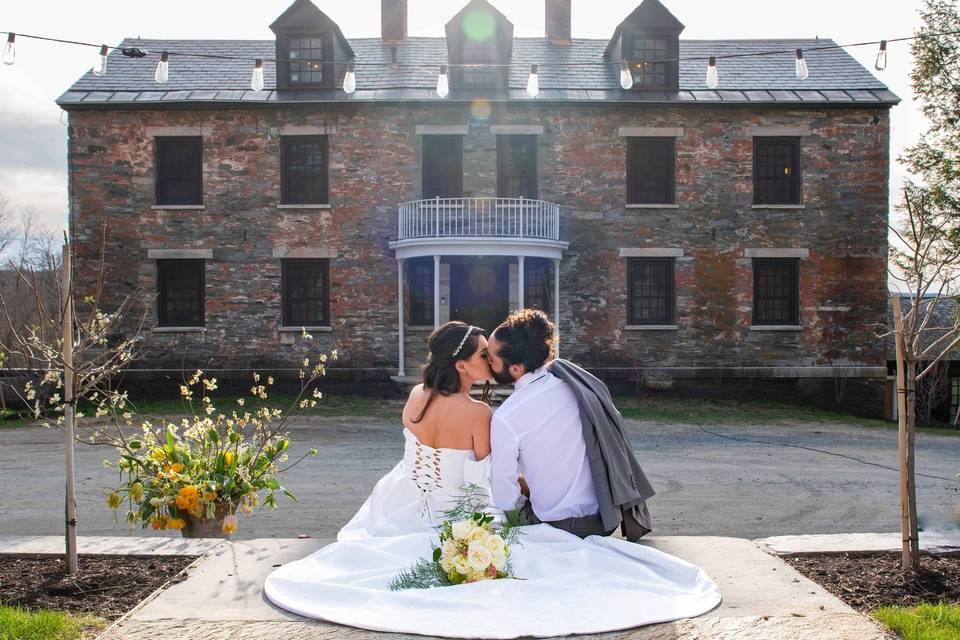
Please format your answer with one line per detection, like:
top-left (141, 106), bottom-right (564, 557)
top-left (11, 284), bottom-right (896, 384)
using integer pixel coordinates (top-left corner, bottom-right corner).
top-left (449, 258), bottom-right (509, 334)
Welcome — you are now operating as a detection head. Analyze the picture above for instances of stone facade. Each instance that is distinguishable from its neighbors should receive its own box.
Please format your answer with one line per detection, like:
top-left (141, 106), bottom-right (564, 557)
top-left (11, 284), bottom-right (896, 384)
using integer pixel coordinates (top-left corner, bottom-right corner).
top-left (66, 102), bottom-right (890, 413)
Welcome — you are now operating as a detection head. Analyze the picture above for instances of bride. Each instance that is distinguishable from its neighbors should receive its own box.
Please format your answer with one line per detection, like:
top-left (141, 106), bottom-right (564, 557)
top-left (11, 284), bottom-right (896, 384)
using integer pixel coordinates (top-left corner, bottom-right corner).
top-left (265, 322), bottom-right (721, 639)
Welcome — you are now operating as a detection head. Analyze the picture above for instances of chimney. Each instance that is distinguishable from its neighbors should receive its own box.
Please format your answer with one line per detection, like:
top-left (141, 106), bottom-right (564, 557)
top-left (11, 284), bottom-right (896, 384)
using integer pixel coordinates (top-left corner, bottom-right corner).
top-left (382, 0), bottom-right (408, 44)
top-left (545, 0), bottom-right (572, 45)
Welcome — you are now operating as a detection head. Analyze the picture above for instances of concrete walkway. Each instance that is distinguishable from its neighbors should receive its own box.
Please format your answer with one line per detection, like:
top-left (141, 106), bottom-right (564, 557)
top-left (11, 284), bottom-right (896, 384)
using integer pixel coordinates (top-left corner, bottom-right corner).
top-left (82, 535), bottom-right (889, 640)
top-left (757, 530), bottom-right (960, 555)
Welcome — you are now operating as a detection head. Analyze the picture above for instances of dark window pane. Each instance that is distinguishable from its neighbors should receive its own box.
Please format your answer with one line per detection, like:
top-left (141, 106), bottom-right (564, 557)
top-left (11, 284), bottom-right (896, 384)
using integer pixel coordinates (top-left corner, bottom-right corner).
top-left (627, 138), bottom-right (675, 204)
top-left (423, 136), bottom-right (462, 198)
top-left (157, 259), bottom-right (204, 327)
top-left (628, 258), bottom-right (674, 325)
top-left (287, 36), bottom-right (324, 84)
top-left (409, 258), bottom-right (434, 326)
top-left (155, 137), bottom-right (202, 205)
top-left (281, 136), bottom-right (329, 204)
top-left (498, 135), bottom-right (538, 199)
top-left (282, 259), bottom-right (329, 326)
top-left (629, 36), bottom-right (668, 87)
top-left (524, 258), bottom-right (552, 312)
top-left (753, 259), bottom-right (799, 325)
top-left (754, 137), bottom-right (801, 204)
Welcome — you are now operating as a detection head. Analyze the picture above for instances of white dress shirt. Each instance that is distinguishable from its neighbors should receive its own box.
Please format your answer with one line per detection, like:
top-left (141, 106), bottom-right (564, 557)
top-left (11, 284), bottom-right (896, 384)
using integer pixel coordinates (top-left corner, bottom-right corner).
top-left (490, 367), bottom-right (599, 521)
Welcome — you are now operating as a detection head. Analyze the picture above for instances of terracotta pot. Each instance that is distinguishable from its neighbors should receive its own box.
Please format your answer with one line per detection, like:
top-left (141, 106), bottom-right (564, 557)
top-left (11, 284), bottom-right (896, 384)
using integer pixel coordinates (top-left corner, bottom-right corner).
top-left (181, 502), bottom-right (236, 538)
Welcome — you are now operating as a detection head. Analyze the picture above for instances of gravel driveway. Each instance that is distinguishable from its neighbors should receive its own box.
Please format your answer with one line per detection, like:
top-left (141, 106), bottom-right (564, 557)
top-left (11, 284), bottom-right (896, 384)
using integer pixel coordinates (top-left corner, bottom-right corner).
top-left (1, 417), bottom-right (957, 540)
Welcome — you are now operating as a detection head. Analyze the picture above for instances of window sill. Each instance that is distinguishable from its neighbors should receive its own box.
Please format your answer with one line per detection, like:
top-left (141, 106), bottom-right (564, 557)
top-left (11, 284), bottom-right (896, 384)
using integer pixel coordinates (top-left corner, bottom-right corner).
top-left (152, 326), bottom-right (207, 333)
top-left (407, 325), bottom-right (435, 332)
top-left (749, 325), bottom-right (803, 331)
top-left (626, 325), bottom-right (679, 330)
top-left (279, 326), bottom-right (332, 332)
top-left (751, 204), bottom-right (805, 210)
top-left (626, 204), bottom-right (679, 209)
top-left (152, 205), bottom-right (206, 210)
top-left (278, 204), bottom-right (332, 209)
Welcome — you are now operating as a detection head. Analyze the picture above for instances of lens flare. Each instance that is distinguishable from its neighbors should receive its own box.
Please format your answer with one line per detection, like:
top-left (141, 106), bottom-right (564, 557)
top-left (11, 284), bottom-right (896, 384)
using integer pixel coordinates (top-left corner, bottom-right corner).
top-left (463, 10), bottom-right (497, 43)
top-left (470, 98), bottom-right (492, 121)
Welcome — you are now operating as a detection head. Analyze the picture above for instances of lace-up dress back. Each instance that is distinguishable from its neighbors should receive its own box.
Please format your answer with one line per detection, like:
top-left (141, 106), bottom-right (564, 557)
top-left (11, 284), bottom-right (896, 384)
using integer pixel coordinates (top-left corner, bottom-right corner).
top-left (336, 428), bottom-right (491, 540)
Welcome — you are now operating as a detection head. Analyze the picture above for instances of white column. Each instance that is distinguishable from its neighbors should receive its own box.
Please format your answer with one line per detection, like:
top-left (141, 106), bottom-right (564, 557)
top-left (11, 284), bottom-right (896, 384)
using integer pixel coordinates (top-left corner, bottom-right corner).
top-left (433, 255), bottom-right (441, 329)
top-left (517, 256), bottom-right (526, 310)
top-left (553, 258), bottom-right (561, 359)
top-left (397, 259), bottom-right (406, 377)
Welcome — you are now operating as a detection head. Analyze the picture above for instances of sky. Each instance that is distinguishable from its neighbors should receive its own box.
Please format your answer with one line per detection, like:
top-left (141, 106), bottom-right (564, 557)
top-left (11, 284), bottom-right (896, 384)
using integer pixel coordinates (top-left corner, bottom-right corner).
top-left (0, 0), bottom-right (930, 235)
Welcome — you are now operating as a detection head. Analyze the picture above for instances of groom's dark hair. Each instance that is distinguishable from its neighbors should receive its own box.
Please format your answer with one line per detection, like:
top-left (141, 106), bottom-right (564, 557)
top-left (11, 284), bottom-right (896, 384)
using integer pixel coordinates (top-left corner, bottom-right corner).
top-left (492, 309), bottom-right (556, 373)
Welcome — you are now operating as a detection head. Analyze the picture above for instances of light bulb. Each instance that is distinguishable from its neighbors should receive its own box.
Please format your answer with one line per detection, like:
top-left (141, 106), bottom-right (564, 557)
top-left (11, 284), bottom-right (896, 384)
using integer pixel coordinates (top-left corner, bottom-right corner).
top-left (155, 51), bottom-right (169, 83)
top-left (705, 56), bottom-right (718, 89)
top-left (436, 64), bottom-right (449, 98)
top-left (251, 59), bottom-right (265, 92)
top-left (92, 44), bottom-right (109, 77)
top-left (526, 64), bottom-right (539, 98)
top-left (875, 40), bottom-right (887, 71)
top-left (343, 62), bottom-right (356, 94)
top-left (795, 49), bottom-right (809, 80)
top-left (2, 33), bottom-right (15, 66)
top-left (619, 61), bottom-right (633, 90)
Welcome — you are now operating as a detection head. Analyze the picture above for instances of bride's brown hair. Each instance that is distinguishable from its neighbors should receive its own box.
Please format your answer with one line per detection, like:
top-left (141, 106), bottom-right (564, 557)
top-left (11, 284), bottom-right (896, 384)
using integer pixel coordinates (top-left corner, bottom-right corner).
top-left (412, 321), bottom-right (491, 423)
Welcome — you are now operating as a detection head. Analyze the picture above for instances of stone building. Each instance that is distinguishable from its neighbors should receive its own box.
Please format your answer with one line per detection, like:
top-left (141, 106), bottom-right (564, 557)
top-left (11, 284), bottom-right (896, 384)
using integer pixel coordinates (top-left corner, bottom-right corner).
top-left (58, 0), bottom-right (898, 413)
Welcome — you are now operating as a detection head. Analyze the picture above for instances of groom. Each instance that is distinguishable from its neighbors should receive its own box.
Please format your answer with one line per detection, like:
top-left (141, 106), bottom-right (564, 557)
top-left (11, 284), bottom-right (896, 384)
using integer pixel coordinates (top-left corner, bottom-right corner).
top-left (485, 309), bottom-right (654, 540)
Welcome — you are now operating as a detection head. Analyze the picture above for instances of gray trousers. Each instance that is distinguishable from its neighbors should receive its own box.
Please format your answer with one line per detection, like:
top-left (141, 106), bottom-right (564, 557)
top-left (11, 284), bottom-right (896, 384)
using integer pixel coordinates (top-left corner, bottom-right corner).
top-left (519, 500), bottom-right (615, 539)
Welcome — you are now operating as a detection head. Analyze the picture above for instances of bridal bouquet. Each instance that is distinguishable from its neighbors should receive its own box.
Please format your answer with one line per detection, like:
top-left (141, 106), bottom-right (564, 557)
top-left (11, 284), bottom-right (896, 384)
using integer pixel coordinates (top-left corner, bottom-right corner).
top-left (390, 487), bottom-right (522, 590)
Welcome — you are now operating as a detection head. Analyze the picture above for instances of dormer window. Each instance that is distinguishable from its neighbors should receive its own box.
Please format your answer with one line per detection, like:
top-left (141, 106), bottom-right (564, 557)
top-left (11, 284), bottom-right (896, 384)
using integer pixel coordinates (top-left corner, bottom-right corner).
top-left (628, 35), bottom-right (669, 87)
top-left (461, 41), bottom-right (497, 88)
top-left (445, 0), bottom-right (514, 93)
top-left (270, 0), bottom-right (355, 92)
top-left (286, 36), bottom-right (326, 85)
top-left (605, 0), bottom-right (684, 92)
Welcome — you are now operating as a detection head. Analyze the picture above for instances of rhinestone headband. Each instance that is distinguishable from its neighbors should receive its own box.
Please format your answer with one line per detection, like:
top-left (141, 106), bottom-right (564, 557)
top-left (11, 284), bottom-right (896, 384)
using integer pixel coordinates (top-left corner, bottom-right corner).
top-left (451, 325), bottom-right (478, 358)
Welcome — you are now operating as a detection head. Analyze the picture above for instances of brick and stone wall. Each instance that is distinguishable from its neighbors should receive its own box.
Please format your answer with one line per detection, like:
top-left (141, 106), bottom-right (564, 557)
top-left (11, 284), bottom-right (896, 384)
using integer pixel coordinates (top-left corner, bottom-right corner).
top-left (66, 102), bottom-right (890, 411)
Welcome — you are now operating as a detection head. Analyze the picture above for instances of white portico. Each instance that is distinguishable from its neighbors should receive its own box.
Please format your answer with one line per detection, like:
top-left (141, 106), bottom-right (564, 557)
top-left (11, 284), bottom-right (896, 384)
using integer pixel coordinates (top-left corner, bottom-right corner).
top-left (389, 197), bottom-right (568, 376)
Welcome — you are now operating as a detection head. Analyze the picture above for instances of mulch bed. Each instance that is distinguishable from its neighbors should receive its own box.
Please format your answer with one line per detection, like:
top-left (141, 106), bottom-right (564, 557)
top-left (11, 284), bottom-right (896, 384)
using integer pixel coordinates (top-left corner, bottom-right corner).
top-left (0, 554), bottom-right (197, 620)
top-left (784, 552), bottom-right (960, 611)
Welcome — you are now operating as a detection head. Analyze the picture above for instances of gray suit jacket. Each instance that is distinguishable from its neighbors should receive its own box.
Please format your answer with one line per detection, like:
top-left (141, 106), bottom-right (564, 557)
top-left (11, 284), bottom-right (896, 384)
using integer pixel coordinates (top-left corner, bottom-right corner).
top-left (546, 358), bottom-right (654, 539)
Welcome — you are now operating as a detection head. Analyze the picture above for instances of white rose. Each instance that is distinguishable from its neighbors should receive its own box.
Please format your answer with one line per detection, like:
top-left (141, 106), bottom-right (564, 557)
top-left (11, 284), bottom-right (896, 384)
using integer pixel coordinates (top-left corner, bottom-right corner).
top-left (452, 553), bottom-right (471, 574)
top-left (491, 550), bottom-right (507, 571)
top-left (467, 526), bottom-right (488, 543)
top-left (484, 534), bottom-right (506, 555)
top-left (451, 520), bottom-right (473, 541)
top-left (467, 540), bottom-right (493, 572)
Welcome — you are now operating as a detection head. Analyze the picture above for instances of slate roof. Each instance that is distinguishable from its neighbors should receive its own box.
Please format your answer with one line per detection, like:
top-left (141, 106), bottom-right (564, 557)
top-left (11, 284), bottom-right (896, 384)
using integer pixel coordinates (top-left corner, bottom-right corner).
top-left (886, 294), bottom-right (960, 360)
top-left (58, 37), bottom-right (899, 107)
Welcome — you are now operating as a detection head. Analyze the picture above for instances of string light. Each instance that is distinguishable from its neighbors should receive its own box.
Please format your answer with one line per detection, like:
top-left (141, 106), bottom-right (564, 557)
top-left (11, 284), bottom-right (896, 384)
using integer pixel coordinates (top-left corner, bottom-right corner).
top-left (705, 56), bottom-right (718, 89)
top-left (795, 49), bottom-right (809, 80)
top-left (251, 58), bottom-right (264, 91)
top-left (526, 63), bottom-right (539, 97)
top-left (343, 61), bottom-right (356, 94)
top-left (155, 51), bottom-right (169, 83)
top-left (92, 44), bottom-right (108, 77)
top-left (619, 61), bottom-right (633, 90)
top-left (875, 40), bottom-right (887, 71)
top-left (2, 33), bottom-right (15, 66)
top-left (436, 64), bottom-right (449, 98)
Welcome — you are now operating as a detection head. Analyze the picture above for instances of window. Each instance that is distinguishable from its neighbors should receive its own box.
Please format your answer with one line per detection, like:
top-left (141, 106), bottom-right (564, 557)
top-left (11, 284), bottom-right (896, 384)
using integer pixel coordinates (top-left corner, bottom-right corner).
top-left (282, 259), bottom-right (330, 327)
top-left (627, 138), bottom-right (675, 204)
top-left (155, 137), bottom-right (203, 206)
top-left (422, 136), bottom-right (463, 198)
top-left (628, 36), bottom-right (669, 88)
top-left (460, 42), bottom-right (496, 88)
top-left (753, 258), bottom-right (800, 325)
top-left (951, 378), bottom-right (960, 424)
top-left (157, 259), bottom-right (204, 327)
top-left (409, 258), bottom-right (434, 326)
top-left (524, 258), bottom-right (552, 312)
top-left (498, 135), bottom-right (538, 199)
top-left (281, 136), bottom-right (329, 205)
top-left (627, 258), bottom-right (674, 325)
top-left (754, 137), bottom-right (801, 205)
top-left (286, 37), bottom-right (325, 85)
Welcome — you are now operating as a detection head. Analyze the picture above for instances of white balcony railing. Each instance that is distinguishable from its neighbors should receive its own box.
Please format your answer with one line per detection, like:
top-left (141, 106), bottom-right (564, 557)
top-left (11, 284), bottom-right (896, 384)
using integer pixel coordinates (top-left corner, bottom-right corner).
top-left (397, 197), bottom-right (561, 241)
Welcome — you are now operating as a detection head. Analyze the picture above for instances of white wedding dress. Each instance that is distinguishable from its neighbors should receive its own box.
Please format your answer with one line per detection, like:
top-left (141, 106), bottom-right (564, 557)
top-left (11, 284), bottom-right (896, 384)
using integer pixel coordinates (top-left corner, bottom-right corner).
top-left (264, 427), bottom-right (722, 638)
